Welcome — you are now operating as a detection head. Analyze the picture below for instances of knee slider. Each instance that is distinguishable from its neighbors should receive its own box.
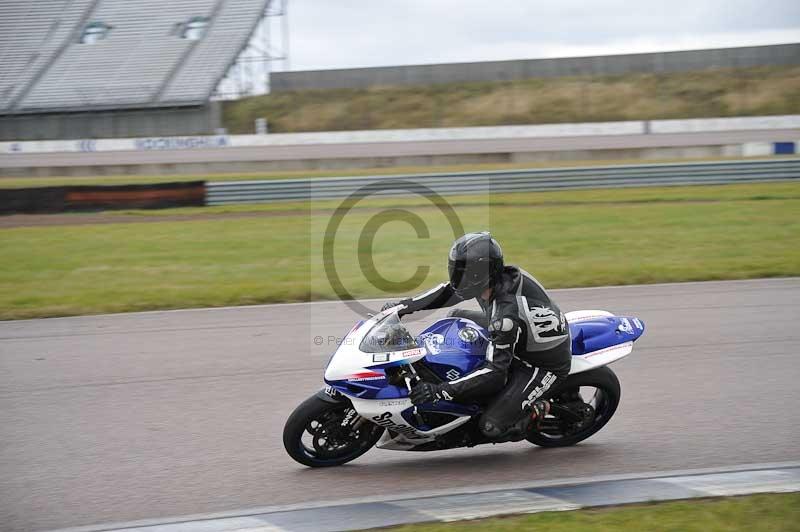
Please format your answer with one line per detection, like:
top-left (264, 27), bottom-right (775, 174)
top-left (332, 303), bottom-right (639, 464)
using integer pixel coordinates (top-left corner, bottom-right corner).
top-left (480, 419), bottom-right (504, 438)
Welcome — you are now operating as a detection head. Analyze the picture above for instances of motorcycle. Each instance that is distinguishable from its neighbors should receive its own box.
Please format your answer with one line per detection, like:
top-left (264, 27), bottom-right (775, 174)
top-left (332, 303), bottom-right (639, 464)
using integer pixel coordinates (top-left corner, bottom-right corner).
top-left (283, 307), bottom-right (645, 467)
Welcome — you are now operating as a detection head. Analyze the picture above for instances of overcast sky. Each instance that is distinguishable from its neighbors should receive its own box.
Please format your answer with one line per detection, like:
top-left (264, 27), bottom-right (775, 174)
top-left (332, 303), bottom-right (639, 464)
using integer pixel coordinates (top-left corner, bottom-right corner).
top-left (280, 0), bottom-right (800, 71)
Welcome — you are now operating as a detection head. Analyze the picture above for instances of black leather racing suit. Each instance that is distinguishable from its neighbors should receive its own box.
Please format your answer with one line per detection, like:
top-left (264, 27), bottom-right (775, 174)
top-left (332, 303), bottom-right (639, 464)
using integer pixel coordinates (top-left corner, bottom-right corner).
top-left (397, 265), bottom-right (572, 438)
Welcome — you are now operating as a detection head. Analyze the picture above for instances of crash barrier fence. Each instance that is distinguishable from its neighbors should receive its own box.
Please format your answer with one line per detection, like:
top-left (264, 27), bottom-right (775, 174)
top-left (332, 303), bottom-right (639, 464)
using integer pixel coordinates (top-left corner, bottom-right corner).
top-left (2, 159), bottom-right (798, 214)
top-left (1, 115), bottom-right (799, 155)
top-left (207, 158), bottom-right (800, 204)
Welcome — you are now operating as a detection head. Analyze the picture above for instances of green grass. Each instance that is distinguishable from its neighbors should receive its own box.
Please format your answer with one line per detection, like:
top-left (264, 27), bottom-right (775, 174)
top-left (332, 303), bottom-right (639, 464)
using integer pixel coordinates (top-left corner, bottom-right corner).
top-left (378, 493), bottom-right (800, 532)
top-left (1, 182), bottom-right (799, 320)
top-left (224, 66), bottom-right (800, 133)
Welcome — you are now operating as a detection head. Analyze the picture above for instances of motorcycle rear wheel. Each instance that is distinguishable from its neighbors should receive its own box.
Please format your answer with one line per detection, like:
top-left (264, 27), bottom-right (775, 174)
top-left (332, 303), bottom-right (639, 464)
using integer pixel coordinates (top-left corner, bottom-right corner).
top-left (526, 366), bottom-right (620, 447)
top-left (283, 393), bottom-right (384, 467)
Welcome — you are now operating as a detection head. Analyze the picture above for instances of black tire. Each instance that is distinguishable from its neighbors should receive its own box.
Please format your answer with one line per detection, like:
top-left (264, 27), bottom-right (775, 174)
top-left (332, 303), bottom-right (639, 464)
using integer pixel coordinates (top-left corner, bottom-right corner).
top-left (527, 366), bottom-right (621, 448)
top-left (283, 393), bottom-right (384, 467)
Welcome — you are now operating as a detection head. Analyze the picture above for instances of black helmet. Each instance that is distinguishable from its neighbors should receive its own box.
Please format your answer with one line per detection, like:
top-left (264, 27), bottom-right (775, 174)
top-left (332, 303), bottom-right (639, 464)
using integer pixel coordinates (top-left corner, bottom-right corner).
top-left (447, 232), bottom-right (504, 300)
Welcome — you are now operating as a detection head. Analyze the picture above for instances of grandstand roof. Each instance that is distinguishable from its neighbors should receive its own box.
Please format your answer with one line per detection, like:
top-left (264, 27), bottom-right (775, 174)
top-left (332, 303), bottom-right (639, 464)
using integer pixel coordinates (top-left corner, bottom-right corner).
top-left (0, 0), bottom-right (269, 114)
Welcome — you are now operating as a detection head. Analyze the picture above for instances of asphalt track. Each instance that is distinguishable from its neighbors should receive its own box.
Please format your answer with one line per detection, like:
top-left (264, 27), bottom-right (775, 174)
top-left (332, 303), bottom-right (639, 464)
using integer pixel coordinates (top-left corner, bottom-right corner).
top-left (1, 129), bottom-right (799, 168)
top-left (1, 278), bottom-right (799, 531)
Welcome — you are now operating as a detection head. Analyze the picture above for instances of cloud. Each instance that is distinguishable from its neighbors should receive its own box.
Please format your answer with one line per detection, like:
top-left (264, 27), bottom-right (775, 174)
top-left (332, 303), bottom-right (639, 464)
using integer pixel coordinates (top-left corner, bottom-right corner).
top-left (284, 0), bottom-right (800, 70)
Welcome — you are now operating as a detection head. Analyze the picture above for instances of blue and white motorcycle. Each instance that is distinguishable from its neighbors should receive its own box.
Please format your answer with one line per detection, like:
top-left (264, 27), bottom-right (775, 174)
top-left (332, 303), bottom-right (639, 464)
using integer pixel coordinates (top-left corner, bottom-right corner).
top-left (283, 307), bottom-right (645, 467)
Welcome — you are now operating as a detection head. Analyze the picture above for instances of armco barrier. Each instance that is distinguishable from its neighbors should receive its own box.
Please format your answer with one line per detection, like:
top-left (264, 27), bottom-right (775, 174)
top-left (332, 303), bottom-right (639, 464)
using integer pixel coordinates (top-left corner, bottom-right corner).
top-left (0, 181), bottom-right (205, 214)
top-left (2, 159), bottom-right (797, 214)
top-left (206, 158), bottom-right (800, 205)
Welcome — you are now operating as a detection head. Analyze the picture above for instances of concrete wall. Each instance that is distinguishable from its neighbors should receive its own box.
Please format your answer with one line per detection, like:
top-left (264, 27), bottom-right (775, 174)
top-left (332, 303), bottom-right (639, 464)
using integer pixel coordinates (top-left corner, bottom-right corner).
top-left (271, 43), bottom-right (800, 91)
top-left (4, 115), bottom-right (799, 154)
top-left (0, 103), bottom-right (222, 141)
top-left (0, 146), bottom-right (762, 178)
top-left (2, 116), bottom-right (797, 178)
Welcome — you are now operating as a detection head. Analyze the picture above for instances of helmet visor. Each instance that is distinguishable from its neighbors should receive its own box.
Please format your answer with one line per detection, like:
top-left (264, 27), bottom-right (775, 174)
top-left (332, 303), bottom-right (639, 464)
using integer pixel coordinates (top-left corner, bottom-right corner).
top-left (448, 258), bottom-right (492, 298)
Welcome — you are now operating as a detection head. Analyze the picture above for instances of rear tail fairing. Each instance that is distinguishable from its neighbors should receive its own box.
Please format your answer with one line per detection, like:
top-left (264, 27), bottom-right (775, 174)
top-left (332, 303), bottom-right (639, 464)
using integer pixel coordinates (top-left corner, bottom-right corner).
top-left (565, 310), bottom-right (645, 374)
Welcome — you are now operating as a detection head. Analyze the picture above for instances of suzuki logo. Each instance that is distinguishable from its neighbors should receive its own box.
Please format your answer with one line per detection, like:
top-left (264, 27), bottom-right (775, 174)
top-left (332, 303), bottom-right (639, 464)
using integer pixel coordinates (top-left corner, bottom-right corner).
top-left (445, 369), bottom-right (461, 380)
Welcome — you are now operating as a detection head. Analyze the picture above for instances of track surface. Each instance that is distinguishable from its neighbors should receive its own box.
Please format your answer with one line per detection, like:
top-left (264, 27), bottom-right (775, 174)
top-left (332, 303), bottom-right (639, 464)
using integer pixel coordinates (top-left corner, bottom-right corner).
top-left (2, 129), bottom-right (799, 168)
top-left (1, 278), bottom-right (799, 531)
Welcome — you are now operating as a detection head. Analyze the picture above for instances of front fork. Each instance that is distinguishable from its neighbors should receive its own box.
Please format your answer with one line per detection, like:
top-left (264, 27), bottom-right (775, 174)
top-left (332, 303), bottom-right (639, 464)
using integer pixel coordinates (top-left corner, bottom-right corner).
top-left (319, 386), bottom-right (370, 432)
top-left (318, 385), bottom-right (348, 404)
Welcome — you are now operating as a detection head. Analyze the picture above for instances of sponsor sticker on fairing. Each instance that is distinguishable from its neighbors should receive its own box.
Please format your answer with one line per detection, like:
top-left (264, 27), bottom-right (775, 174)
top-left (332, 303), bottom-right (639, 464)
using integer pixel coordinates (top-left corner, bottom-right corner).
top-left (445, 368), bottom-right (461, 380)
top-left (458, 327), bottom-right (480, 343)
top-left (398, 347), bottom-right (425, 358)
top-left (421, 333), bottom-right (445, 354)
top-left (377, 399), bottom-right (409, 407)
top-left (371, 412), bottom-right (427, 439)
top-left (348, 371), bottom-right (385, 381)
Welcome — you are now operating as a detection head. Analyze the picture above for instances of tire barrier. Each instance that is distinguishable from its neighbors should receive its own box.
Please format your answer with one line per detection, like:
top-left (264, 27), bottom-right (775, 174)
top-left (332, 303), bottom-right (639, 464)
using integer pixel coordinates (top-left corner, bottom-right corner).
top-left (0, 181), bottom-right (205, 214)
top-left (0, 186), bottom-right (70, 214)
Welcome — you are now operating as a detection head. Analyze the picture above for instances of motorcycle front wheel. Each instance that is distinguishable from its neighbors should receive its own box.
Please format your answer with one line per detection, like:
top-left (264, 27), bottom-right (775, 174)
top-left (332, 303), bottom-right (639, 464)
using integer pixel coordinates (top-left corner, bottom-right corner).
top-left (526, 366), bottom-right (621, 448)
top-left (283, 393), bottom-right (384, 467)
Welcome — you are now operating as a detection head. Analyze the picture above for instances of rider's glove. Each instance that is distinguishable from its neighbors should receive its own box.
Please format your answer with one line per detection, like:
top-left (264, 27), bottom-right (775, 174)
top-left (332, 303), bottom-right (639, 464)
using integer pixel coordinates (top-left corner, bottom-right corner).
top-left (381, 301), bottom-right (401, 312)
top-left (410, 382), bottom-right (455, 405)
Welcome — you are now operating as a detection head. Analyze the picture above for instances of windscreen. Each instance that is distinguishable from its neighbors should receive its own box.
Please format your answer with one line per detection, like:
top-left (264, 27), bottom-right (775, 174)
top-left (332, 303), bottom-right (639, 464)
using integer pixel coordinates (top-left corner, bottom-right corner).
top-left (359, 313), bottom-right (418, 353)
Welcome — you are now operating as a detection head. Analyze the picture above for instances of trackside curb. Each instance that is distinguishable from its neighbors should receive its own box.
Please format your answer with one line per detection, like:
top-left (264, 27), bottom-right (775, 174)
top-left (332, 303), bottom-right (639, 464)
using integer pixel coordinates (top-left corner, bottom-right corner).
top-left (46, 462), bottom-right (800, 532)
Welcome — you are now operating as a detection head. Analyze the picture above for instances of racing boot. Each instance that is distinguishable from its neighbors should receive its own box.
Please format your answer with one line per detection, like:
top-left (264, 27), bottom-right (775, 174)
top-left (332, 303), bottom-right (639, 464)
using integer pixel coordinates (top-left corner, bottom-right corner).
top-left (528, 399), bottom-right (551, 430)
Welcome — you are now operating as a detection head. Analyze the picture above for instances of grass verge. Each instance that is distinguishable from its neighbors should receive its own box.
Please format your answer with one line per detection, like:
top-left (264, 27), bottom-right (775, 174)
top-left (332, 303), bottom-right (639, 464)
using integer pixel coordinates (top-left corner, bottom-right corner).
top-left (377, 493), bottom-right (800, 532)
top-left (0, 182), bottom-right (798, 320)
top-left (224, 66), bottom-right (800, 133)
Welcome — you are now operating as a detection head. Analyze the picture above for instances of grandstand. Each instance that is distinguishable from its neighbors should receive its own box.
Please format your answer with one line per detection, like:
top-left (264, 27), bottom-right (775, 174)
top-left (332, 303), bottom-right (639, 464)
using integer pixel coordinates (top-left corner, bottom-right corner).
top-left (0, 0), bottom-right (279, 140)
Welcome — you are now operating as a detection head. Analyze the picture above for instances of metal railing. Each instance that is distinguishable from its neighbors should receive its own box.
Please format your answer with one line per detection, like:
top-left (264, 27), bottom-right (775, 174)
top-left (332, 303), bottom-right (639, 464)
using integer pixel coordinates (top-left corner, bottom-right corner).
top-left (206, 158), bottom-right (800, 205)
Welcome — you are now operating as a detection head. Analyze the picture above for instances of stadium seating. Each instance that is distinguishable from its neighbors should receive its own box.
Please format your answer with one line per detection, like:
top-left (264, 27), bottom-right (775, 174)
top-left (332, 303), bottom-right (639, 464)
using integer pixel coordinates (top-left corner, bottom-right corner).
top-left (0, 0), bottom-right (268, 112)
top-left (161, 0), bottom-right (268, 103)
top-left (0, 0), bottom-right (94, 109)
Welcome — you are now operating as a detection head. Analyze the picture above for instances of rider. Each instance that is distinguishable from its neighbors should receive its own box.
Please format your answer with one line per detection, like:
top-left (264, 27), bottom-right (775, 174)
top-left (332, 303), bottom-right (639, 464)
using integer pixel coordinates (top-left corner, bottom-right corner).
top-left (381, 231), bottom-right (572, 441)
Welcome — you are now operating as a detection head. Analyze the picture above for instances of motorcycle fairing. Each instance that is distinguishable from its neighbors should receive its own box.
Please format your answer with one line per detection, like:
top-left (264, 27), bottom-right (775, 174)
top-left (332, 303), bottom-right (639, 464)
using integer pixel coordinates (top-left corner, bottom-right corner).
top-left (324, 316), bottom-right (488, 400)
top-left (330, 310), bottom-right (643, 451)
top-left (416, 318), bottom-right (489, 383)
top-left (349, 396), bottom-right (474, 450)
top-left (324, 309), bottom-right (643, 411)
